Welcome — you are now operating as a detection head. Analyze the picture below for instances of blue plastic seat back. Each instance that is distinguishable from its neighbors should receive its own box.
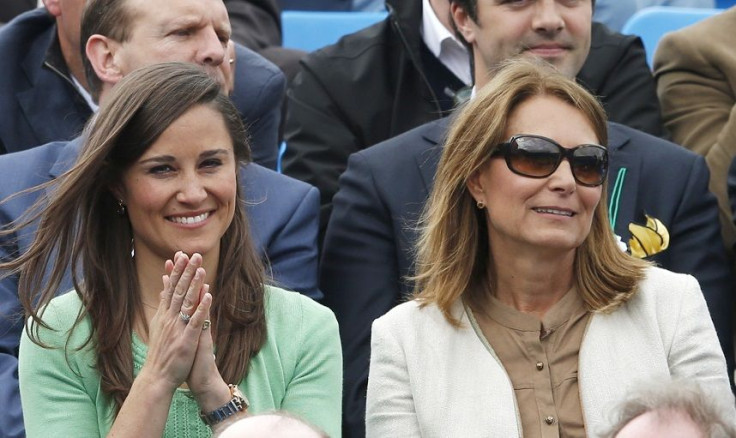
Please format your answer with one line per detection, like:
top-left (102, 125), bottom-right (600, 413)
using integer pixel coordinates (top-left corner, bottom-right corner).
top-left (621, 6), bottom-right (723, 68)
top-left (282, 10), bottom-right (388, 52)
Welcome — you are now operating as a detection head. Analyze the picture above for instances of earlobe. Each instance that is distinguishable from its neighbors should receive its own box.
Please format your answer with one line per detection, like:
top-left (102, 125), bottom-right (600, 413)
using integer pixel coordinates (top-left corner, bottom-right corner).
top-left (110, 185), bottom-right (126, 205)
top-left (466, 172), bottom-right (486, 204)
top-left (86, 35), bottom-right (124, 86)
top-left (43, 0), bottom-right (61, 17)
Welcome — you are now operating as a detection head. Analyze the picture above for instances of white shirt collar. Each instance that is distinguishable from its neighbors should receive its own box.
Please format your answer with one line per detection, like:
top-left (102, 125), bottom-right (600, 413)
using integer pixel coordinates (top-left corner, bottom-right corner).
top-left (71, 74), bottom-right (99, 113)
top-left (420, 0), bottom-right (471, 85)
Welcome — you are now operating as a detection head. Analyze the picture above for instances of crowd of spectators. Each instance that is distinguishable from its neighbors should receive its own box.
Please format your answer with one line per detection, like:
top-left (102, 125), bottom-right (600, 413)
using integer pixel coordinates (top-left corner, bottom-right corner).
top-left (0, 0), bottom-right (735, 437)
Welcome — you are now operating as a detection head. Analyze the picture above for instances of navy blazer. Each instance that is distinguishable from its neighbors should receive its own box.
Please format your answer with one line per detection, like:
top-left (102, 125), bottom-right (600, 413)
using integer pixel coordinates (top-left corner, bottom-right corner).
top-left (322, 117), bottom-right (735, 438)
top-left (0, 8), bottom-right (285, 169)
top-left (0, 138), bottom-right (321, 438)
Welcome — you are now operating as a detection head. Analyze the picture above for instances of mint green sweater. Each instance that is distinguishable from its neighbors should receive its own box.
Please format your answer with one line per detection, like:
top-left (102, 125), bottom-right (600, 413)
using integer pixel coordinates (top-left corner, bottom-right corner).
top-left (19, 286), bottom-right (342, 437)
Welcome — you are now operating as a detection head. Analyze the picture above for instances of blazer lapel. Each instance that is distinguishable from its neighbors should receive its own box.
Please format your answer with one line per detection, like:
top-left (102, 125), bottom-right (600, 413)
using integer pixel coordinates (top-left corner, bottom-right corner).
top-left (606, 123), bottom-right (642, 242)
top-left (416, 117), bottom-right (452, 196)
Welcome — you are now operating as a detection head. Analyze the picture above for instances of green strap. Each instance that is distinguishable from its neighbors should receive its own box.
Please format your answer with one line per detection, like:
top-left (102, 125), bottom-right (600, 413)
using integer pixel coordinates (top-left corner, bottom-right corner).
top-left (608, 168), bottom-right (627, 229)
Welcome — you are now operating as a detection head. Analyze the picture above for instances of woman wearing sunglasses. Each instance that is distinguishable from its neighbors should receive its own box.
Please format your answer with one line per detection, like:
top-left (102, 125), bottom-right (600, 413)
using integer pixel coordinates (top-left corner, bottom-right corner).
top-left (365, 59), bottom-right (735, 437)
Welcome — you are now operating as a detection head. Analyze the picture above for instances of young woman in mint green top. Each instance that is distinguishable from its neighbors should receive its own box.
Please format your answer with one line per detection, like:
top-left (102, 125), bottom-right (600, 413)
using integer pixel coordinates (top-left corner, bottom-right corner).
top-left (7, 63), bottom-right (341, 437)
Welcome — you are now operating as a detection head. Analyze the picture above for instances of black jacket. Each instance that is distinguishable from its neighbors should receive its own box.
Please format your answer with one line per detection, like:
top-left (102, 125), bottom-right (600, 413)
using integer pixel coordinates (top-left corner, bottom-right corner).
top-left (284, 0), bottom-right (663, 239)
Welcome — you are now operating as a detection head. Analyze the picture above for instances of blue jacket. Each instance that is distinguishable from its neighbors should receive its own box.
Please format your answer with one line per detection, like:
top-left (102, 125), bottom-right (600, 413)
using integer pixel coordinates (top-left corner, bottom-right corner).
top-left (0, 8), bottom-right (285, 169)
top-left (322, 117), bottom-right (736, 437)
top-left (0, 138), bottom-right (321, 437)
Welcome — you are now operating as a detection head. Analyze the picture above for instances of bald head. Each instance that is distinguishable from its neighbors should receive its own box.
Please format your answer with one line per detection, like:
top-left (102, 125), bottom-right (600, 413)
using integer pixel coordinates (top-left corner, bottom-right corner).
top-left (215, 413), bottom-right (327, 438)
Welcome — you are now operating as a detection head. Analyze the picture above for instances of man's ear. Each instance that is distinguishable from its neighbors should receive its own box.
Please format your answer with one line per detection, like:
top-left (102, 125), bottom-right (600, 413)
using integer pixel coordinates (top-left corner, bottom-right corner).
top-left (451, 3), bottom-right (477, 45)
top-left (43, 0), bottom-right (62, 17)
top-left (86, 35), bottom-right (124, 87)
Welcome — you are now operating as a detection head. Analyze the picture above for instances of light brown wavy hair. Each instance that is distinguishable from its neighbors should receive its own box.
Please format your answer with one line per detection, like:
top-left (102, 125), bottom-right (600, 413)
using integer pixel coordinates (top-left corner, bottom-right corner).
top-left (1, 62), bottom-right (266, 410)
top-left (413, 59), bottom-right (649, 325)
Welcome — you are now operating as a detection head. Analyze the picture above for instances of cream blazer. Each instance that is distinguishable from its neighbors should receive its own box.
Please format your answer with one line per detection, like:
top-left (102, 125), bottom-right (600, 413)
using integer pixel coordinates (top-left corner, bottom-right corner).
top-left (366, 267), bottom-right (735, 437)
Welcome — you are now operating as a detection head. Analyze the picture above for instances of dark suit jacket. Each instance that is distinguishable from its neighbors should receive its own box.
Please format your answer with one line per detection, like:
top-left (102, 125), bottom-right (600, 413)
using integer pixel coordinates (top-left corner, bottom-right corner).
top-left (0, 138), bottom-right (321, 437)
top-left (322, 118), bottom-right (735, 438)
top-left (0, 8), bottom-right (285, 169)
top-left (0, 0), bottom-right (34, 23)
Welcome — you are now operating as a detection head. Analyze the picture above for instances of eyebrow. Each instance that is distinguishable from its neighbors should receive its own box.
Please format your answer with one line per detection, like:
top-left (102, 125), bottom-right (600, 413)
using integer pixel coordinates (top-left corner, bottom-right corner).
top-left (162, 15), bottom-right (232, 38)
top-left (138, 149), bottom-right (231, 165)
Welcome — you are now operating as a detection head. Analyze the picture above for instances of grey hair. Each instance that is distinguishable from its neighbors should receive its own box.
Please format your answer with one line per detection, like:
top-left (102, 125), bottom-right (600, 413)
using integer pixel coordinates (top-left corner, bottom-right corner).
top-left (602, 380), bottom-right (736, 438)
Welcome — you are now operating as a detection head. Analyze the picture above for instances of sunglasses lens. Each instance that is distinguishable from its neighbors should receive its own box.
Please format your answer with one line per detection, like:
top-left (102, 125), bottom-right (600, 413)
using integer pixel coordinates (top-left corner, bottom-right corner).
top-left (572, 147), bottom-right (607, 186)
top-left (508, 137), bottom-right (560, 177)
top-left (504, 136), bottom-right (607, 186)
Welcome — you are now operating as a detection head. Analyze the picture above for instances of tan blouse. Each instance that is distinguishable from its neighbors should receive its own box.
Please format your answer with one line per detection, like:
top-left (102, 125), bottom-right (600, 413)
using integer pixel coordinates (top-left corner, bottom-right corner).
top-left (472, 288), bottom-right (591, 438)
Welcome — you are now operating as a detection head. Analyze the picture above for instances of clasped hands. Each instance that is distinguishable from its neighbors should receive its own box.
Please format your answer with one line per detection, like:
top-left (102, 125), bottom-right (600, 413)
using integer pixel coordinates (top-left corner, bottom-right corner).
top-left (138, 251), bottom-right (233, 414)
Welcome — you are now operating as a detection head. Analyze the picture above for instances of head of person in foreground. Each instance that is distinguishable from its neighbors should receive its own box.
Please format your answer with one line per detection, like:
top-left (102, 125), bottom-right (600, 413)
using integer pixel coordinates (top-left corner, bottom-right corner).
top-left (603, 380), bottom-right (736, 438)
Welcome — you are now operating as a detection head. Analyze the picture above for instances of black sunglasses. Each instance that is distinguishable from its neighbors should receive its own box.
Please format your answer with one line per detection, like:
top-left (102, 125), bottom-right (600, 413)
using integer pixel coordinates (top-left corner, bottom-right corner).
top-left (491, 134), bottom-right (609, 187)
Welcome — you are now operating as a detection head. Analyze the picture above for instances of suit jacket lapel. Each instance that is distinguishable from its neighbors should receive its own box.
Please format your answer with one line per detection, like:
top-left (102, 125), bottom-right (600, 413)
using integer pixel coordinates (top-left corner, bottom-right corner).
top-left (607, 123), bottom-right (642, 242)
top-left (416, 117), bottom-right (451, 196)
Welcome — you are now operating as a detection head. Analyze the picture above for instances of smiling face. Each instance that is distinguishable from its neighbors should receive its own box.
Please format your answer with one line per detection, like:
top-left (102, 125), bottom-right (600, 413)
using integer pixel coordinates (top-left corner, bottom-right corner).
top-left (454, 0), bottom-right (592, 87)
top-left (117, 104), bottom-right (238, 264)
top-left (468, 94), bottom-right (602, 257)
top-left (112, 0), bottom-right (231, 88)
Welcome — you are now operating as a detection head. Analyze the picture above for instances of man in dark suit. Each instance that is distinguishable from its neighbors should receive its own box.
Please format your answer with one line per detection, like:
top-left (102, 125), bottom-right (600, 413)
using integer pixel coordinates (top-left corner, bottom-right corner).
top-left (0, 0), bottom-right (285, 169)
top-left (321, 0), bottom-right (735, 436)
top-left (284, 0), bottom-right (663, 239)
top-left (0, 1), bottom-right (321, 436)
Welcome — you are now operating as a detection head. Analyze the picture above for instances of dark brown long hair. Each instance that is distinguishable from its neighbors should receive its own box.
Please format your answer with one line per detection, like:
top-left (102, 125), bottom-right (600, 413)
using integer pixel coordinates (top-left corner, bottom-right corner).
top-left (1, 62), bottom-right (266, 410)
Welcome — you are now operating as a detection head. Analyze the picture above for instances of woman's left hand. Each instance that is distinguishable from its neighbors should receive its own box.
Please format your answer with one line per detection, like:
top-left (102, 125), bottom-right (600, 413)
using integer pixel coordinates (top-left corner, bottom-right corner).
top-left (185, 283), bottom-right (231, 412)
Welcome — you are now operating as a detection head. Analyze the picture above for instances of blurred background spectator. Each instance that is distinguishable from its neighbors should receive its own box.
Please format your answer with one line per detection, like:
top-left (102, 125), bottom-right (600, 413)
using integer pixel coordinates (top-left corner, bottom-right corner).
top-left (595, 0), bottom-right (715, 31)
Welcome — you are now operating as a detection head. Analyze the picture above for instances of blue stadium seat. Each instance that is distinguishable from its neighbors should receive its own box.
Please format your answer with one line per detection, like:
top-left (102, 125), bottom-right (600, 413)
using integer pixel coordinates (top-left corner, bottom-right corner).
top-left (621, 6), bottom-right (723, 68)
top-left (281, 10), bottom-right (387, 52)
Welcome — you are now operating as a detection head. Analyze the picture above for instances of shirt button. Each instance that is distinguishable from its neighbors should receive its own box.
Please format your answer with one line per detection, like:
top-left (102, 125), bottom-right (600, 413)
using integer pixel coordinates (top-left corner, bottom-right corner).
top-left (545, 416), bottom-right (555, 425)
top-left (536, 362), bottom-right (544, 371)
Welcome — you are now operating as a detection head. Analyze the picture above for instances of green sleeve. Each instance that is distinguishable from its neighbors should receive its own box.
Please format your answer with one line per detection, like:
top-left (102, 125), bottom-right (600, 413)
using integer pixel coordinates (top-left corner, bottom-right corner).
top-left (280, 298), bottom-right (343, 437)
top-left (18, 293), bottom-right (110, 437)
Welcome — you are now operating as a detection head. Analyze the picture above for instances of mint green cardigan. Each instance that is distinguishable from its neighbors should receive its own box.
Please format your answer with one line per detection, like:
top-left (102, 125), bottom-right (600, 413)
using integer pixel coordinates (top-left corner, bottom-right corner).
top-left (19, 286), bottom-right (342, 437)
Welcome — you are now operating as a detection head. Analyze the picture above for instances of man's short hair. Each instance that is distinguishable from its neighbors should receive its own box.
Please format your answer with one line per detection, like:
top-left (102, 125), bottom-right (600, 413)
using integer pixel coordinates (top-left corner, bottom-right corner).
top-left (602, 381), bottom-right (736, 438)
top-left (80, 0), bottom-right (137, 101)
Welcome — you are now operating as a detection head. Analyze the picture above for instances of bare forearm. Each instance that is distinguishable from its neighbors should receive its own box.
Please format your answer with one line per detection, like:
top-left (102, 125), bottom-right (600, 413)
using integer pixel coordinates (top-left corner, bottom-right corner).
top-left (107, 372), bottom-right (174, 438)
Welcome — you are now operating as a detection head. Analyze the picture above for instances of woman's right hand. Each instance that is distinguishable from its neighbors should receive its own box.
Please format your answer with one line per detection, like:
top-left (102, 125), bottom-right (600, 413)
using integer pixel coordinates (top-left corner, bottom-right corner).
top-left (138, 252), bottom-right (212, 393)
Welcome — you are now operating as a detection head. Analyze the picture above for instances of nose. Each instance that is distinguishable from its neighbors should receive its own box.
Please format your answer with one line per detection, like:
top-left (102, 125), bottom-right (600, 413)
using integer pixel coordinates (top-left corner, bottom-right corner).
top-left (532, 0), bottom-right (565, 35)
top-left (548, 159), bottom-right (576, 193)
top-left (196, 27), bottom-right (226, 67)
top-left (176, 173), bottom-right (208, 205)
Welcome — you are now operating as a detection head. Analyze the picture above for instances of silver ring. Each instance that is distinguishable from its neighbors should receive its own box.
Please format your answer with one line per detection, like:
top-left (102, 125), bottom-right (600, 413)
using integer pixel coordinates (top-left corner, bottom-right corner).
top-left (179, 311), bottom-right (192, 324)
top-left (202, 319), bottom-right (211, 330)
